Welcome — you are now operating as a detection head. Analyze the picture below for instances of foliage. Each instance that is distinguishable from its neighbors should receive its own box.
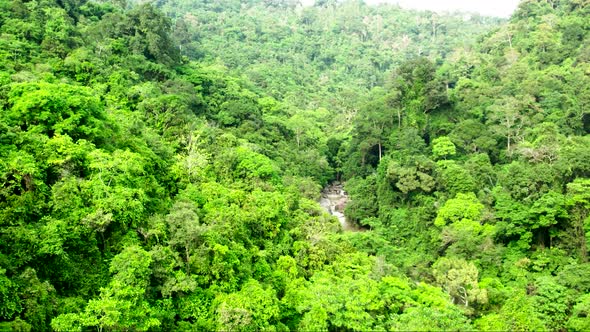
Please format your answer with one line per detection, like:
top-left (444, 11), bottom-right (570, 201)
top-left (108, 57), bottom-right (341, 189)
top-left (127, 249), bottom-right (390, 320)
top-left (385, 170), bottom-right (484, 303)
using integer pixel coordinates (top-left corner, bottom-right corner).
top-left (0, 0), bottom-right (588, 330)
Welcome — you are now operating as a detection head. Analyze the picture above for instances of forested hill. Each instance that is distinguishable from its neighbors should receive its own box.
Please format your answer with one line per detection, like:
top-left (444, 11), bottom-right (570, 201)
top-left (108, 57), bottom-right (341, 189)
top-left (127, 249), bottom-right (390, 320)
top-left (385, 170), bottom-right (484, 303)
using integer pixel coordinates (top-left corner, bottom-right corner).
top-left (156, 0), bottom-right (501, 113)
top-left (0, 0), bottom-right (589, 331)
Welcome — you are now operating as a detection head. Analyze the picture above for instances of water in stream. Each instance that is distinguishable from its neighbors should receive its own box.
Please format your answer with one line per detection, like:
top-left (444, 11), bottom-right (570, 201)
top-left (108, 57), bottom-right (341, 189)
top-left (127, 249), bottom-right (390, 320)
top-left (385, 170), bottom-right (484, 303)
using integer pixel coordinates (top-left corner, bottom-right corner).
top-left (319, 182), bottom-right (357, 231)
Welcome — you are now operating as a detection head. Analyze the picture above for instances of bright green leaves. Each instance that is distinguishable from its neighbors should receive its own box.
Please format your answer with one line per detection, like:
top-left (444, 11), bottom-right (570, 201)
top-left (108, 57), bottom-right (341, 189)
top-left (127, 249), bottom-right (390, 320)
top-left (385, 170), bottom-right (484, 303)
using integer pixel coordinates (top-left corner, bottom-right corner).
top-left (285, 110), bottom-right (324, 149)
top-left (492, 179), bottom-right (585, 252)
top-left (109, 245), bottom-right (152, 287)
top-left (567, 294), bottom-right (590, 332)
top-left (234, 146), bottom-right (280, 185)
top-left (88, 149), bottom-right (147, 189)
top-left (297, 305), bottom-right (329, 332)
top-left (37, 217), bottom-right (68, 258)
top-left (434, 193), bottom-right (493, 257)
top-left (378, 276), bottom-right (414, 314)
top-left (172, 131), bottom-right (212, 185)
top-left (45, 134), bottom-right (95, 175)
top-left (126, 4), bottom-right (180, 65)
top-left (486, 95), bottom-right (532, 156)
top-left (493, 186), bottom-right (534, 250)
top-left (432, 257), bottom-right (488, 309)
top-left (210, 144), bottom-right (282, 188)
top-left (84, 149), bottom-right (159, 230)
top-left (344, 175), bottom-right (379, 224)
top-left (6, 268), bottom-right (56, 329)
top-left (532, 276), bottom-right (570, 330)
top-left (243, 190), bottom-right (288, 239)
top-left (166, 200), bottom-right (205, 275)
top-left (0, 269), bottom-right (21, 320)
top-left (215, 279), bottom-right (279, 331)
top-left (281, 253), bottom-right (473, 331)
top-left (285, 258), bottom-right (382, 331)
top-left (174, 289), bottom-right (214, 330)
top-left (63, 48), bottom-right (97, 83)
top-left (566, 179), bottom-right (590, 262)
top-left (296, 271), bottom-right (380, 331)
top-left (166, 180), bottom-right (293, 292)
top-left (217, 99), bottom-right (260, 127)
top-left (0, 0), bottom-right (587, 330)
top-left (387, 159), bottom-right (435, 196)
top-left (89, 3), bottom-right (179, 65)
top-left (475, 291), bottom-right (545, 331)
top-left (435, 193), bottom-right (484, 227)
top-left (0, 150), bottom-right (39, 196)
top-left (41, 7), bottom-right (78, 57)
top-left (432, 136), bottom-right (456, 160)
top-left (567, 178), bottom-right (590, 208)
top-left (392, 305), bottom-right (472, 331)
top-left (7, 82), bottom-right (107, 142)
top-left (530, 191), bottom-right (568, 228)
top-left (52, 246), bottom-right (160, 331)
top-left (449, 119), bottom-right (497, 154)
top-left (394, 57), bottom-right (448, 116)
top-left (435, 160), bottom-right (476, 196)
top-left (137, 94), bottom-right (195, 139)
top-left (0, 150), bottom-right (46, 226)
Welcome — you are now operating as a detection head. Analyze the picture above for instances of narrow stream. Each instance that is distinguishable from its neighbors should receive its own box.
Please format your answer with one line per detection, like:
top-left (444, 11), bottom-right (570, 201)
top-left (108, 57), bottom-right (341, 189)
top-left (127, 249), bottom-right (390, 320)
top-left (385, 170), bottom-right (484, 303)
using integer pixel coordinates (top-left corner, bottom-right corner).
top-left (319, 182), bottom-right (357, 231)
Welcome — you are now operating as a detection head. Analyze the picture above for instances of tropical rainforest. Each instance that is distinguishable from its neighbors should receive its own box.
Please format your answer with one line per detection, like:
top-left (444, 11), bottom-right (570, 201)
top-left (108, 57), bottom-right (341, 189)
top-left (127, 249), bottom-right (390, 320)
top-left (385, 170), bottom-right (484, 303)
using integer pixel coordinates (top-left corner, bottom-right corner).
top-left (0, 0), bottom-right (589, 330)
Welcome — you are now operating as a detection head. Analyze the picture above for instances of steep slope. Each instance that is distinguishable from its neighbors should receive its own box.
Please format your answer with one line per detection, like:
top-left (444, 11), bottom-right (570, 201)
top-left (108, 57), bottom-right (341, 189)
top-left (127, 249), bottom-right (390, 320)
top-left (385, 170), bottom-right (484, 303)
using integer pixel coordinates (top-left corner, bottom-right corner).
top-left (158, 0), bottom-right (501, 127)
top-left (0, 0), bottom-right (488, 330)
top-left (344, 1), bottom-right (590, 329)
top-left (1, 0), bottom-right (588, 331)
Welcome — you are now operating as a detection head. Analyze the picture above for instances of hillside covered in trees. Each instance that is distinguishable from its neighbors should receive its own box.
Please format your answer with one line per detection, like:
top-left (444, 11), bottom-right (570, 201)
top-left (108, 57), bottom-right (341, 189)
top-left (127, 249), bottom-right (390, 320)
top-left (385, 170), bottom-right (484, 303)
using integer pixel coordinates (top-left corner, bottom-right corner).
top-left (0, 0), bottom-right (589, 331)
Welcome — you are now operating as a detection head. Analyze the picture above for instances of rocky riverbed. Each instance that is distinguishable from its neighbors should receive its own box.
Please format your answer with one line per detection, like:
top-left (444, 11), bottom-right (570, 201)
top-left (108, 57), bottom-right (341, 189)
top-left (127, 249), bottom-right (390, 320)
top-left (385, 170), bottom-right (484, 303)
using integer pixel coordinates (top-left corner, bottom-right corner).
top-left (319, 182), bottom-right (357, 231)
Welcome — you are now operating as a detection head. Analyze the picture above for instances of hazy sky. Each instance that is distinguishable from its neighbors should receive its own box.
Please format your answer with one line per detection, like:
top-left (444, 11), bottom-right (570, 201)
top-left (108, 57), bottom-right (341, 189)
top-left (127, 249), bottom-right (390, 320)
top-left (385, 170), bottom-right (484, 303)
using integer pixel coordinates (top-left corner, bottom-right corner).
top-left (302, 0), bottom-right (521, 18)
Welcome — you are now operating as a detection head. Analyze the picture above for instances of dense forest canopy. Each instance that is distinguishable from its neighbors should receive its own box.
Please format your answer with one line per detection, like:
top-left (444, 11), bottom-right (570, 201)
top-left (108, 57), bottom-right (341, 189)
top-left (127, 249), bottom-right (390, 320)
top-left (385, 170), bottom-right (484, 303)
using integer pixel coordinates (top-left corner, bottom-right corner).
top-left (0, 0), bottom-right (589, 331)
top-left (159, 0), bottom-right (502, 131)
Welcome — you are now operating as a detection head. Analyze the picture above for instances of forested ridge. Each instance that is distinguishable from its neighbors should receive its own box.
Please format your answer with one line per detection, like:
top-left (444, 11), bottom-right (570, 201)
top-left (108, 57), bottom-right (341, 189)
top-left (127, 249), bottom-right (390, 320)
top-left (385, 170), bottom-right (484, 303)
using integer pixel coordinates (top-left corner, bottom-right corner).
top-left (0, 0), bottom-right (589, 331)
